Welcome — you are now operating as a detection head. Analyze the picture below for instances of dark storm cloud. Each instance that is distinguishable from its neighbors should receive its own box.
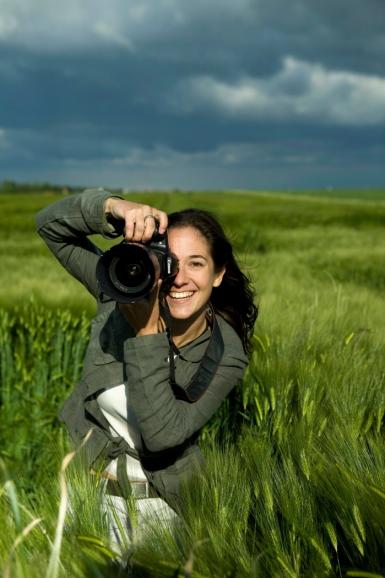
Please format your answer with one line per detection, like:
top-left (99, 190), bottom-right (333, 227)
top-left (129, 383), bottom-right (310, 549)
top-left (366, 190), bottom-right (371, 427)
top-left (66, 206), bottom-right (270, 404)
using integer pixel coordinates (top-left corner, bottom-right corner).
top-left (0, 0), bottom-right (383, 188)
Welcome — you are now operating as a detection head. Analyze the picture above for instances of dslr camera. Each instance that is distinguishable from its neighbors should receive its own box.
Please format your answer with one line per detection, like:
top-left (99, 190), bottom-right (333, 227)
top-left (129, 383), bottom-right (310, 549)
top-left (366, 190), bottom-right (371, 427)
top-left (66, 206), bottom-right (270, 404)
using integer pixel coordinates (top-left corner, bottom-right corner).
top-left (96, 232), bottom-right (178, 303)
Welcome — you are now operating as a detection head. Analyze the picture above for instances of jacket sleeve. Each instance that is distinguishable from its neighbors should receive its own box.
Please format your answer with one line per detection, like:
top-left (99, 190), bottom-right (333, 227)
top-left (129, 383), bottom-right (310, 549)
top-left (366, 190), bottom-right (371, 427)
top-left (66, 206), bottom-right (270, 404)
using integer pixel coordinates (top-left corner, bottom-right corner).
top-left (123, 329), bottom-right (247, 452)
top-left (35, 189), bottom-right (122, 297)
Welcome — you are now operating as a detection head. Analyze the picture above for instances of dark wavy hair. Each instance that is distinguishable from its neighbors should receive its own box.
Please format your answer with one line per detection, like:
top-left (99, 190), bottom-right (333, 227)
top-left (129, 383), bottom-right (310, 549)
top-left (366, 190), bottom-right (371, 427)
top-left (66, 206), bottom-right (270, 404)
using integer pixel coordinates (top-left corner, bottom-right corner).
top-left (168, 208), bottom-right (257, 355)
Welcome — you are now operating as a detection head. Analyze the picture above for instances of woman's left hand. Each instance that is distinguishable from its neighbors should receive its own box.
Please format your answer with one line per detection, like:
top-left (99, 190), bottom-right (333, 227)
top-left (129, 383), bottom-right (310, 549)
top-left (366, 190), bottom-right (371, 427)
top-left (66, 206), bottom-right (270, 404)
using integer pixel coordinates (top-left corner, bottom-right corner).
top-left (118, 280), bottom-right (164, 336)
top-left (104, 197), bottom-right (168, 243)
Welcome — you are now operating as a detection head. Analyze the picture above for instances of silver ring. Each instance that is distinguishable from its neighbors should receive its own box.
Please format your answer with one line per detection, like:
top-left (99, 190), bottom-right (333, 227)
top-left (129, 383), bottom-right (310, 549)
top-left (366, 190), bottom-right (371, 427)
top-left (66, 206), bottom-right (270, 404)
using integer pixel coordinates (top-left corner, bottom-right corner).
top-left (144, 214), bottom-right (155, 221)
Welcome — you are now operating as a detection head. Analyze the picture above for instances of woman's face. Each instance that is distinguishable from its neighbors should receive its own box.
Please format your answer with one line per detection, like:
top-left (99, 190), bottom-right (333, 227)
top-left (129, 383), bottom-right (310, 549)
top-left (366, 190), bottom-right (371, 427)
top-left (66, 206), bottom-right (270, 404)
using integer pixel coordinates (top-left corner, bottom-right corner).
top-left (165, 226), bottom-right (225, 321)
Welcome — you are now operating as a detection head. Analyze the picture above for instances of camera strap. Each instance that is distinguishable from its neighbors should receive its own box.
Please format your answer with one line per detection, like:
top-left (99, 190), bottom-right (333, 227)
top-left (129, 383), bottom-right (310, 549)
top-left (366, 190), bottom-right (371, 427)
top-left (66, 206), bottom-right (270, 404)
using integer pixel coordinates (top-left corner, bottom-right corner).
top-left (164, 303), bottom-right (224, 403)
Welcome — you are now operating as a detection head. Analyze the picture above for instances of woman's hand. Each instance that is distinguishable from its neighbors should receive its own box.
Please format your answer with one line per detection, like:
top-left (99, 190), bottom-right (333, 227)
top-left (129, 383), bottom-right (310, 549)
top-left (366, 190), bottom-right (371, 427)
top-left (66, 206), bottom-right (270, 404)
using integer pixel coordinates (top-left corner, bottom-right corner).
top-left (118, 281), bottom-right (165, 336)
top-left (105, 197), bottom-right (168, 335)
top-left (104, 197), bottom-right (168, 243)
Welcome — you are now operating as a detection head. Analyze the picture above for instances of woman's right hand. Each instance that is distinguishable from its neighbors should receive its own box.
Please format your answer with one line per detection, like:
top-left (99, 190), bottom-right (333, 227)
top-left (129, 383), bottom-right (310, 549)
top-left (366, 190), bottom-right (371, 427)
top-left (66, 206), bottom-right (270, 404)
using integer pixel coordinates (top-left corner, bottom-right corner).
top-left (118, 280), bottom-right (164, 336)
top-left (104, 197), bottom-right (168, 243)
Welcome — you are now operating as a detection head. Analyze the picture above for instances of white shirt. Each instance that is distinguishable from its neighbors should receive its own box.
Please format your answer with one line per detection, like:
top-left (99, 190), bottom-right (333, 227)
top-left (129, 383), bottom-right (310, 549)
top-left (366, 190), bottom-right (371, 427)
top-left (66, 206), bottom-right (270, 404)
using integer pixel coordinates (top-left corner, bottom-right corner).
top-left (97, 384), bottom-right (147, 481)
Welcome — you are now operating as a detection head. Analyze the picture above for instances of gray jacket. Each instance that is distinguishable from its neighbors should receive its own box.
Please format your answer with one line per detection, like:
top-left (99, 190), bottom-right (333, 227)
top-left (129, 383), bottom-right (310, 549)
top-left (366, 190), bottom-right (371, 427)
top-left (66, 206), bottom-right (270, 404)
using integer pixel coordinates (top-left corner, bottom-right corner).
top-left (36, 189), bottom-right (247, 505)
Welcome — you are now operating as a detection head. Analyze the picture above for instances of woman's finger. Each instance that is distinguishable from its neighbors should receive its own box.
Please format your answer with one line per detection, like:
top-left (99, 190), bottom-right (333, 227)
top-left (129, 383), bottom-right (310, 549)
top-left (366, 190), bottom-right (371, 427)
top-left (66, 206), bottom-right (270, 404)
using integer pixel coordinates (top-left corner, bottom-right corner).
top-left (129, 205), bottom-right (149, 242)
top-left (117, 204), bottom-right (167, 242)
top-left (141, 213), bottom-right (157, 242)
top-left (132, 216), bottom-right (146, 241)
top-left (153, 210), bottom-right (168, 234)
top-left (123, 210), bottom-right (137, 240)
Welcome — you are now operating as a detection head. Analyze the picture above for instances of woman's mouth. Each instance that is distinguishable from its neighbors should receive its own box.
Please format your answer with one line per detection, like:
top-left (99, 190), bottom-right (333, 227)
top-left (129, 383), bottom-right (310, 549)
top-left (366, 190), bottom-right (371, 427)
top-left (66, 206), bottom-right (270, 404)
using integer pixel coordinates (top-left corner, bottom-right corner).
top-left (168, 291), bottom-right (194, 300)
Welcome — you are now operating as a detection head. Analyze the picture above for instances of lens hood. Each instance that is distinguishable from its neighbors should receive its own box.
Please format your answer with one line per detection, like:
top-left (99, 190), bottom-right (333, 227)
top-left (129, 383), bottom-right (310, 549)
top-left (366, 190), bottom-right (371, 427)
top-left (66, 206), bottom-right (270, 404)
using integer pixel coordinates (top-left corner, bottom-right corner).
top-left (96, 242), bottom-right (160, 302)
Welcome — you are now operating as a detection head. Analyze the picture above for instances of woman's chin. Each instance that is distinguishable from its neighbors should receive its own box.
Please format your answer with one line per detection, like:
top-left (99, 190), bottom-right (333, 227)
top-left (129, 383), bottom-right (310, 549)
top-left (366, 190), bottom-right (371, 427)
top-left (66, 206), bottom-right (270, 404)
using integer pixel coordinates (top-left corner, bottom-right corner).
top-left (165, 296), bottom-right (201, 321)
top-left (167, 304), bottom-right (193, 320)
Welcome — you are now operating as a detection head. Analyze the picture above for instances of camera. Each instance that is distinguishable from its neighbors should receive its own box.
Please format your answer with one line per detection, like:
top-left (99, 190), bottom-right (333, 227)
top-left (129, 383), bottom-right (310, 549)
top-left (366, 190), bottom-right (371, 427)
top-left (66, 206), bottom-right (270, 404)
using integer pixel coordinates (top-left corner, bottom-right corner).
top-left (96, 232), bottom-right (178, 303)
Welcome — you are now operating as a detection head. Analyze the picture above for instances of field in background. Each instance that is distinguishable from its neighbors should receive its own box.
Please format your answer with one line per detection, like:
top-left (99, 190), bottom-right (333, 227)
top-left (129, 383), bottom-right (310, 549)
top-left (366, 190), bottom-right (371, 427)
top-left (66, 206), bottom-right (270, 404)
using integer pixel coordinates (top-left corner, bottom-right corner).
top-left (1, 188), bottom-right (385, 311)
top-left (1, 188), bottom-right (385, 577)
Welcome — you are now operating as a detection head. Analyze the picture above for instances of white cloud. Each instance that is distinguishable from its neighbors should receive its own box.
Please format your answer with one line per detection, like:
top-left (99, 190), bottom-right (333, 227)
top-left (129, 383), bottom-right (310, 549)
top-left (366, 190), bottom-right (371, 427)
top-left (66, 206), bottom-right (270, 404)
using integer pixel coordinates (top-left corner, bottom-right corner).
top-left (0, 0), bottom-right (191, 51)
top-left (110, 144), bottom-right (236, 168)
top-left (43, 140), bottom-right (322, 189)
top-left (93, 22), bottom-right (134, 51)
top-left (0, 125), bottom-right (321, 169)
top-left (0, 0), bottom-right (383, 73)
top-left (0, 0), bottom-right (331, 52)
top-left (172, 57), bottom-right (385, 126)
top-left (2, 127), bottom-right (383, 189)
top-left (0, 12), bottom-right (18, 38)
top-left (109, 142), bottom-right (318, 169)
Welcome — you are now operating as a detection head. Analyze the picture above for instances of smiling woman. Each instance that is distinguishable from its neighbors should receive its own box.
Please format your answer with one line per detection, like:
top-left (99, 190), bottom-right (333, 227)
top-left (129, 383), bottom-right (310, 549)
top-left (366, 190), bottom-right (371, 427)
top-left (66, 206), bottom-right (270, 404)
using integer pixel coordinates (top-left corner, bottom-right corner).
top-left (35, 189), bottom-right (257, 554)
top-left (165, 226), bottom-right (225, 328)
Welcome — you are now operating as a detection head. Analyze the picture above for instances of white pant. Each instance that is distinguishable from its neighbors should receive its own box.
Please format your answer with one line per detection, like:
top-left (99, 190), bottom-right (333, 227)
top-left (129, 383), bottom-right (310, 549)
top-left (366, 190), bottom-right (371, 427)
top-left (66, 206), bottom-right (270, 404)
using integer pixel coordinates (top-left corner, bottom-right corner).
top-left (102, 493), bottom-right (178, 556)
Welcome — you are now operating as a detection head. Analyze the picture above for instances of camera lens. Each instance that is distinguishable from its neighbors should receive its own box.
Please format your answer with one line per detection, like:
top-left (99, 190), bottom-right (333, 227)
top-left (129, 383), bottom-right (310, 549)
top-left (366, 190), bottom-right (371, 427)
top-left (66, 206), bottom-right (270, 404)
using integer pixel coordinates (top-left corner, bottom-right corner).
top-left (109, 255), bottom-right (150, 293)
top-left (127, 264), bottom-right (142, 278)
top-left (96, 240), bottom-right (162, 302)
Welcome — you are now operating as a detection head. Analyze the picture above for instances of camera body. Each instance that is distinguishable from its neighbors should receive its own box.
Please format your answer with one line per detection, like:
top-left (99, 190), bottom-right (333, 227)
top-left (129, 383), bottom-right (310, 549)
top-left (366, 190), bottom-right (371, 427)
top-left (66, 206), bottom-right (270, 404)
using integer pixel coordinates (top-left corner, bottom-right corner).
top-left (96, 233), bottom-right (178, 303)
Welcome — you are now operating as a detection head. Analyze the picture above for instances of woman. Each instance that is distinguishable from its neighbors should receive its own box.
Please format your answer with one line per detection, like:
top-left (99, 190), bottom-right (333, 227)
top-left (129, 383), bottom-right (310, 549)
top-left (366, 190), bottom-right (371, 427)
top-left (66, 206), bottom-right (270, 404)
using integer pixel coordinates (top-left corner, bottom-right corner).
top-left (36, 188), bottom-right (257, 546)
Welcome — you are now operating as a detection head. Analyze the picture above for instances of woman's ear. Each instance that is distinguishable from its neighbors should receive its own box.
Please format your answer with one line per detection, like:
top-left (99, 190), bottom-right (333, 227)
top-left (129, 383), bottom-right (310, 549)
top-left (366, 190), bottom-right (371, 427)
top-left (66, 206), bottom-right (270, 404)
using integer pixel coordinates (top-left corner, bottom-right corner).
top-left (213, 266), bottom-right (226, 288)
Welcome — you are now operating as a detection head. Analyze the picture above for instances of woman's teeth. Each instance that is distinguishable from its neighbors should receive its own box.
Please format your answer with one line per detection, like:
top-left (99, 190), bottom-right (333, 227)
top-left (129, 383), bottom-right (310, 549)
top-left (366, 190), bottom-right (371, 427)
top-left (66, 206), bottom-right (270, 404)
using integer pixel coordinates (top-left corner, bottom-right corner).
top-left (169, 291), bottom-right (194, 299)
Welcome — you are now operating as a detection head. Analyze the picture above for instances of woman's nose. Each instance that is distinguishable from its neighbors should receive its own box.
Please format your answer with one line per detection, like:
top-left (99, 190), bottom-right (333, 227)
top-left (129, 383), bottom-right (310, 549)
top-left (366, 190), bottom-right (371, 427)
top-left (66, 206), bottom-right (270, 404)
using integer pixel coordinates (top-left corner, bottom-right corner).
top-left (172, 264), bottom-right (188, 286)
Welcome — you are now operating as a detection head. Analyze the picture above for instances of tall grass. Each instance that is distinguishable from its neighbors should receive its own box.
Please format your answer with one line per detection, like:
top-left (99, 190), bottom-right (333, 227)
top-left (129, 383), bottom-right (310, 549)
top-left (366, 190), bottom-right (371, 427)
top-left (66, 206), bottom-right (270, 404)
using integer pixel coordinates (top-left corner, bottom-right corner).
top-left (1, 282), bottom-right (385, 576)
top-left (0, 303), bottom-right (90, 492)
top-left (1, 189), bottom-right (385, 576)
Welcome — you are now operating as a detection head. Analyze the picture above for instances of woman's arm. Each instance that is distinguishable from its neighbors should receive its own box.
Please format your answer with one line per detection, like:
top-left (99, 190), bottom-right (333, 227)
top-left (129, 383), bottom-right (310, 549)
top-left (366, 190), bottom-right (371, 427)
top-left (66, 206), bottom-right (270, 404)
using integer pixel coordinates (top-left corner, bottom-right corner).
top-left (123, 322), bottom-right (247, 452)
top-left (36, 189), bottom-right (121, 297)
top-left (36, 189), bottom-right (168, 298)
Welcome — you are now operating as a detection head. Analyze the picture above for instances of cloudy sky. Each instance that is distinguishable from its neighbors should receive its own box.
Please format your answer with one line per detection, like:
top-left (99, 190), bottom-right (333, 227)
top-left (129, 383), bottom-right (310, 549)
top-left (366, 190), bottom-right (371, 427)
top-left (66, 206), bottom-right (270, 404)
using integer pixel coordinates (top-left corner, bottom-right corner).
top-left (0, 0), bottom-right (384, 190)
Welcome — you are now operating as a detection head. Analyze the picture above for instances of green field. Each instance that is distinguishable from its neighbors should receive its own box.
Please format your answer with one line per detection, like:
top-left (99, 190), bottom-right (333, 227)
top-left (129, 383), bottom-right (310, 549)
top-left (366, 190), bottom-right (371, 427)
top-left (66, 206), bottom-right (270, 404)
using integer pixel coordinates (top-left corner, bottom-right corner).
top-left (1, 188), bottom-right (385, 577)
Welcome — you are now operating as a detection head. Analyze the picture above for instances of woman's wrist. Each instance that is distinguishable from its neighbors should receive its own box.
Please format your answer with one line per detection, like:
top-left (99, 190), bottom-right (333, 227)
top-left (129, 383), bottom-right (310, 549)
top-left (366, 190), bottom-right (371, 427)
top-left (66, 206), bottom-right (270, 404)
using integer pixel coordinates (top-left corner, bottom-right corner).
top-left (117, 301), bottom-right (165, 336)
top-left (135, 316), bottom-right (166, 336)
top-left (103, 196), bottom-right (121, 215)
top-left (104, 197), bottom-right (112, 214)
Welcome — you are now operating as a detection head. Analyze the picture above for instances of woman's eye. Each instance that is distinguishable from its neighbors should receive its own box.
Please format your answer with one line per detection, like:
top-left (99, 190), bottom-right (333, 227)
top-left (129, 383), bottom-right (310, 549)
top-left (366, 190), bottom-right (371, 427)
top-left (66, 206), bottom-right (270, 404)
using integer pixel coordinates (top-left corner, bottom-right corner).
top-left (190, 261), bottom-right (204, 268)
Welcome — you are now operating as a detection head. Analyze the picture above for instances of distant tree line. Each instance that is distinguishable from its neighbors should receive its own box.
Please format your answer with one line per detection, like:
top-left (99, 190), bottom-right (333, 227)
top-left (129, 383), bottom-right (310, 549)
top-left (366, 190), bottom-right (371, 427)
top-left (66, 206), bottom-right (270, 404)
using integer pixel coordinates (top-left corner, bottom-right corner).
top-left (0, 180), bottom-right (124, 195)
top-left (0, 180), bottom-right (80, 195)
